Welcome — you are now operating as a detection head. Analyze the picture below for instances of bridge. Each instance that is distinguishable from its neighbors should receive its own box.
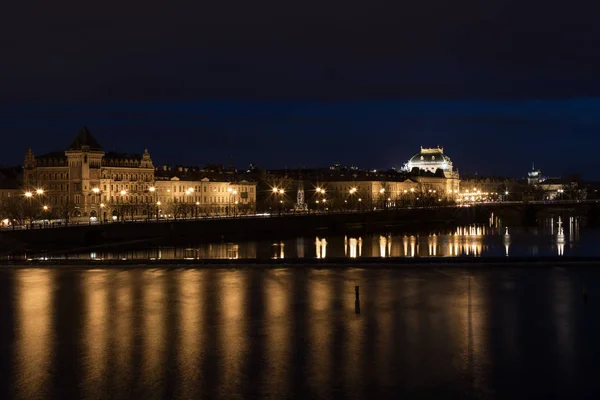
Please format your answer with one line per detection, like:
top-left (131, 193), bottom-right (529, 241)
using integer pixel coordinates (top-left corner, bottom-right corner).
top-left (1, 200), bottom-right (598, 254)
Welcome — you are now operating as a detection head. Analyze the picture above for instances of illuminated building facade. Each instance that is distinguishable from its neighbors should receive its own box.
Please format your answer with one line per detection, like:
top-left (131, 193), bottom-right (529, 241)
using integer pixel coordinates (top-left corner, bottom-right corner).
top-left (21, 127), bottom-right (256, 222)
top-left (23, 127), bottom-right (155, 221)
top-left (154, 176), bottom-right (256, 217)
top-left (402, 146), bottom-right (460, 199)
top-left (405, 147), bottom-right (456, 176)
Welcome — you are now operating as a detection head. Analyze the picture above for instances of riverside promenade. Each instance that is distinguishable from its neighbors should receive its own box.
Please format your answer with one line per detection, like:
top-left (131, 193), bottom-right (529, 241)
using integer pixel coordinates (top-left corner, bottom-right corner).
top-left (1, 200), bottom-right (598, 254)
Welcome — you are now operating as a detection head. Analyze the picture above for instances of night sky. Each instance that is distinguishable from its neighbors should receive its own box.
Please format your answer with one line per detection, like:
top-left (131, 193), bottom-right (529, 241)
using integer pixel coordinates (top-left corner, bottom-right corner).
top-left (1, 1), bottom-right (599, 178)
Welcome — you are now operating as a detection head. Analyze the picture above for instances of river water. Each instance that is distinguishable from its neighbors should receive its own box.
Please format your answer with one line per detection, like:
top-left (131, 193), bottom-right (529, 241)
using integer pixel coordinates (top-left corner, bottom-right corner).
top-left (1, 266), bottom-right (599, 399)
top-left (18, 215), bottom-right (598, 261)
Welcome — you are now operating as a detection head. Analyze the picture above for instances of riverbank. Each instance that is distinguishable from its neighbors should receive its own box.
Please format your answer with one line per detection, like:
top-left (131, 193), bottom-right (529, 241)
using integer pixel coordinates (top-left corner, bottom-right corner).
top-left (2, 256), bottom-right (600, 268)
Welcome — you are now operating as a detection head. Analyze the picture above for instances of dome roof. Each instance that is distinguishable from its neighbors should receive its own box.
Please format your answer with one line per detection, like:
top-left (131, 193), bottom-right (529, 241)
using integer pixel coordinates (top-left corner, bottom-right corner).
top-left (408, 147), bottom-right (451, 164)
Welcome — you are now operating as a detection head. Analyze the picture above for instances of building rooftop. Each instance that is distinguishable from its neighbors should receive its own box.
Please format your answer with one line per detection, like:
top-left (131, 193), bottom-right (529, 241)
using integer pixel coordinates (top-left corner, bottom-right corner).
top-left (67, 126), bottom-right (103, 151)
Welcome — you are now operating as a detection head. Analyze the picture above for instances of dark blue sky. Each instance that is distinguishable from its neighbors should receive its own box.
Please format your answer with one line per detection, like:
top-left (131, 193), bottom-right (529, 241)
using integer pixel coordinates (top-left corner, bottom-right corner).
top-left (1, 0), bottom-right (599, 178)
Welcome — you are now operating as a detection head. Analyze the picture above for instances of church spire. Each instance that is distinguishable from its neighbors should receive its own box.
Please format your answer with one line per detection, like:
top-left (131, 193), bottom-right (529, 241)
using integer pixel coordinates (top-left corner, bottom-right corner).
top-left (24, 148), bottom-right (35, 169)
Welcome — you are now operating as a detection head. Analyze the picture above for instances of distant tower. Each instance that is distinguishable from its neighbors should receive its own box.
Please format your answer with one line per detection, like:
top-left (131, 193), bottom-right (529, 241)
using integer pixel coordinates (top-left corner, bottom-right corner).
top-left (23, 148), bottom-right (36, 189)
top-left (24, 148), bottom-right (36, 170)
top-left (527, 162), bottom-right (541, 185)
top-left (294, 181), bottom-right (308, 212)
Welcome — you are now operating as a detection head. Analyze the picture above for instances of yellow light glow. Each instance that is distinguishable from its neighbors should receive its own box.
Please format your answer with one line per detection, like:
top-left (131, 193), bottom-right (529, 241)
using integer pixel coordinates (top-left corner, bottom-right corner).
top-left (157, 201), bottom-right (161, 205)
top-left (272, 187), bottom-right (278, 193)
top-left (120, 190), bottom-right (127, 196)
top-left (149, 187), bottom-right (156, 192)
top-left (24, 191), bottom-right (33, 198)
top-left (42, 205), bottom-right (48, 211)
top-left (92, 187), bottom-right (100, 194)
top-left (379, 188), bottom-right (385, 193)
top-left (100, 203), bottom-right (105, 208)
top-left (36, 189), bottom-right (44, 195)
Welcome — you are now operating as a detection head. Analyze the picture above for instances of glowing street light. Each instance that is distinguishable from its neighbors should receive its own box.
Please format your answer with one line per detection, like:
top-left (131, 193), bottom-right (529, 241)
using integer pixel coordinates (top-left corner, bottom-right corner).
top-left (92, 187), bottom-right (100, 194)
top-left (42, 205), bottom-right (48, 211)
top-left (272, 187), bottom-right (278, 193)
top-left (148, 186), bottom-right (156, 193)
top-left (120, 190), bottom-right (127, 196)
top-left (279, 189), bottom-right (284, 194)
top-left (36, 188), bottom-right (44, 195)
top-left (24, 191), bottom-right (33, 198)
top-left (379, 188), bottom-right (385, 194)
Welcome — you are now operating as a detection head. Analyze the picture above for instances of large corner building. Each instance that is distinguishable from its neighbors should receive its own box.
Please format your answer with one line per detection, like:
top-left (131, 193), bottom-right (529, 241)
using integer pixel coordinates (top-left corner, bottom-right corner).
top-left (22, 127), bottom-right (256, 221)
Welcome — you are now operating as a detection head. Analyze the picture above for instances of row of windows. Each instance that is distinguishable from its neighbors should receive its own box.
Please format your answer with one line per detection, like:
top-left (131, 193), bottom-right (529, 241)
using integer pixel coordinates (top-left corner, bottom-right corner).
top-left (170, 196), bottom-right (250, 204)
top-left (38, 172), bottom-right (68, 180)
top-left (103, 172), bottom-right (152, 181)
top-left (168, 185), bottom-right (255, 193)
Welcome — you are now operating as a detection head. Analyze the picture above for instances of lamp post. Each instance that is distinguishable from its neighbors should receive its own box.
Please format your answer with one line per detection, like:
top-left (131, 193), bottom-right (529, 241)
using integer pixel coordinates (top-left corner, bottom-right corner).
top-left (227, 188), bottom-right (238, 217)
top-left (278, 188), bottom-right (284, 216)
top-left (90, 187), bottom-right (101, 224)
top-left (316, 187), bottom-right (326, 212)
top-left (156, 201), bottom-right (161, 221)
top-left (118, 189), bottom-right (127, 222)
top-left (100, 203), bottom-right (105, 223)
top-left (24, 188), bottom-right (44, 228)
top-left (148, 186), bottom-right (156, 222)
top-left (379, 188), bottom-right (385, 210)
top-left (42, 205), bottom-right (49, 228)
top-left (349, 187), bottom-right (357, 211)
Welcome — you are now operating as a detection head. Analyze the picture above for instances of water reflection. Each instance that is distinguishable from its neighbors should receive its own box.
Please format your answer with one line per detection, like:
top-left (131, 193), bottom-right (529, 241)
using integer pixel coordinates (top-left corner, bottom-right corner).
top-left (0, 267), bottom-right (597, 398)
top-left (316, 237), bottom-right (327, 258)
top-left (21, 217), bottom-right (598, 261)
top-left (14, 269), bottom-right (53, 400)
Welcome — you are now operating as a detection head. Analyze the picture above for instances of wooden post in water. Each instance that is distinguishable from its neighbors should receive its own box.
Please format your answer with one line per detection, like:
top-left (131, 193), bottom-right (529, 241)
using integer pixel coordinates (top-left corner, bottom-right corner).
top-left (355, 285), bottom-right (360, 314)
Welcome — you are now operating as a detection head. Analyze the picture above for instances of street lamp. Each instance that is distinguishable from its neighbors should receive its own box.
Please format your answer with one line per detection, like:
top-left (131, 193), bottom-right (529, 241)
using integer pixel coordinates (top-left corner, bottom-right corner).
top-left (148, 186), bottom-right (156, 221)
top-left (25, 191), bottom-right (33, 198)
top-left (156, 201), bottom-right (161, 221)
top-left (36, 188), bottom-right (44, 195)
top-left (100, 203), bottom-right (105, 223)
top-left (118, 190), bottom-right (127, 222)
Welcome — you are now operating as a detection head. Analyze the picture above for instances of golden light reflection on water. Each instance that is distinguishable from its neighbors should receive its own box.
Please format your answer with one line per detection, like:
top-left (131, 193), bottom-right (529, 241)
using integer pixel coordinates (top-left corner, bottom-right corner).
top-left (177, 270), bottom-right (203, 399)
top-left (316, 237), bottom-right (327, 258)
top-left (142, 270), bottom-right (167, 390)
top-left (14, 269), bottom-right (53, 400)
top-left (113, 271), bottom-right (134, 391)
top-left (220, 272), bottom-right (247, 396)
top-left (4, 267), bottom-right (592, 398)
top-left (265, 270), bottom-right (291, 396)
top-left (82, 271), bottom-right (108, 398)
